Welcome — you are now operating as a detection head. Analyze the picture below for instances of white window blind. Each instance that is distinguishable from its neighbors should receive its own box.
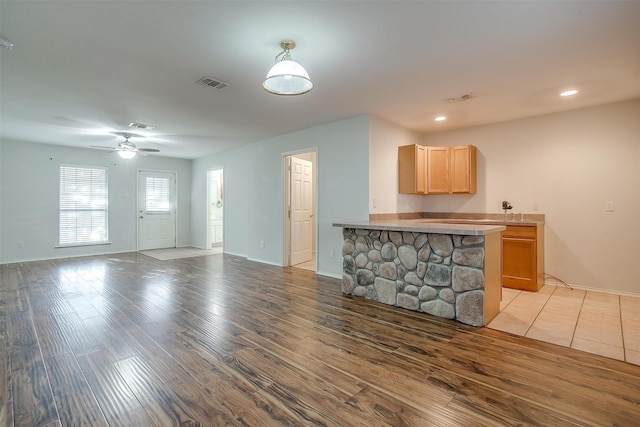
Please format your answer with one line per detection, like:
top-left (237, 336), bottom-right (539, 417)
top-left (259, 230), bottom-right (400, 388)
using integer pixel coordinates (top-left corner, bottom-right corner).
top-left (145, 176), bottom-right (170, 213)
top-left (59, 165), bottom-right (108, 246)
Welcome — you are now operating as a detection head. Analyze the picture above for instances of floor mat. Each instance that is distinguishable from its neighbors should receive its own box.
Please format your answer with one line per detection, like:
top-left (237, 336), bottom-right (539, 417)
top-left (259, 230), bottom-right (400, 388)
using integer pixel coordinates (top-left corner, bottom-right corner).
top-left (139, 246), bottom-right (223, 260)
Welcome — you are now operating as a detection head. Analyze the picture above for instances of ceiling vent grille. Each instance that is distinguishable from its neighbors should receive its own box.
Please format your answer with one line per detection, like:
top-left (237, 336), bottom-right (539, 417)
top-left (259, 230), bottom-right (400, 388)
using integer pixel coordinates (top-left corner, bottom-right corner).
top-left (197, 76), bottom-right (230, 90)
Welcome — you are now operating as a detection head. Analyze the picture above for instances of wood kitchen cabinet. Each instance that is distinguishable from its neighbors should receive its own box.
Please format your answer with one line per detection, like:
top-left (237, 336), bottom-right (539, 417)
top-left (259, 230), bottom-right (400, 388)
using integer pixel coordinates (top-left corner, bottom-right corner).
top-left (502, 224), bottom-right (544, 292)
top-left (398, 144), bottom-right (477, 195)
top-left (450, 145), bottom-right (477, 194)
top-left (398, 144), bottom-right (426, 194)
top-left (425, 144), bottom-right (477, 194)
top-left (425, 146), bottom-right (450, 194)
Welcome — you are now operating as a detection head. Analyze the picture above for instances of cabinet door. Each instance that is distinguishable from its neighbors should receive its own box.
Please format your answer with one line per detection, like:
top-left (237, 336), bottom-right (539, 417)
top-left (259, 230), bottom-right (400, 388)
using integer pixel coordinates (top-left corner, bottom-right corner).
top-left (502, 236), bottom-right (537, 291)
top-left (450, 145), bottom-right (477, 194)
top-left (398, 145), bottom-right (425, 194)
top-left (426, 146), bottom-right (450, 194)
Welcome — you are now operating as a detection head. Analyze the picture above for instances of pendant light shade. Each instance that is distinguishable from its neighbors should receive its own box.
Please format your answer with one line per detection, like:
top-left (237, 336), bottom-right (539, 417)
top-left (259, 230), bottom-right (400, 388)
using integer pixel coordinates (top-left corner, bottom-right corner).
top-left (262, 40), bottom-right (313, 96)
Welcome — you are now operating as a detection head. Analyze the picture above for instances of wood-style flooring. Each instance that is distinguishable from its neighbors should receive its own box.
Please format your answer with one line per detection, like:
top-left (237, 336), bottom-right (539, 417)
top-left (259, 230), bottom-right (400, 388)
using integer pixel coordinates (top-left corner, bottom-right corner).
top-left (1, 252), bottom-right (639, 426)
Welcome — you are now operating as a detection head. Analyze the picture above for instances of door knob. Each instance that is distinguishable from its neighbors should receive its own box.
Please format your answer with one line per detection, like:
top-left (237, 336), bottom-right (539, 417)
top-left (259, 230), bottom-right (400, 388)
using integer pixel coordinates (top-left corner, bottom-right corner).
top-left (140, 216), bottom-right (143, 219)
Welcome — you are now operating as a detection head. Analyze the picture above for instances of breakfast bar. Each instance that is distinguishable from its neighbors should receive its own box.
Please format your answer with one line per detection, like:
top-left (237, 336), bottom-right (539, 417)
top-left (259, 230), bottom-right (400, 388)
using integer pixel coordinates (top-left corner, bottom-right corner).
top-left (333, 219), bottom-right (505, 326)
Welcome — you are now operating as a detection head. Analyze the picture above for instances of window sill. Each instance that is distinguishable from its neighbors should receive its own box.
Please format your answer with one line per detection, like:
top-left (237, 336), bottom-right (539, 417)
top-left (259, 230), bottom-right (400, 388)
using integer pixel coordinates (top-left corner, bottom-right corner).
top-left (55, 241), bottom-right (112, 249)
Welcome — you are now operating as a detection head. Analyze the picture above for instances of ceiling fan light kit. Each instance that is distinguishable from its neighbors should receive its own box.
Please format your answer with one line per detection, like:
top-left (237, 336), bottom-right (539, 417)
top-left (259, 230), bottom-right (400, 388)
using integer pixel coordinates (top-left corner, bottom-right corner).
top-left (91, 131), bottom-right (160, 158)
top-left (117, 149), bottom-right (136, 159)
top-left (262, 40), bottom-right (313, 96)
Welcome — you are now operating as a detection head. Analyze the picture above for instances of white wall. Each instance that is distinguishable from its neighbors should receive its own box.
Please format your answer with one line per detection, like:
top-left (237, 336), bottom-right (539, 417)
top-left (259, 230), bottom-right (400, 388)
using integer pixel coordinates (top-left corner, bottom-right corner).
top-left (369, 116), bottom-right (424, 214)
top-left (191, 145), bottom-right (250, 257)
top-left (0, 140), bottom-right (192, 263)
top-left (371, 99), bottom-right (640, 294)
top-left (191, 115), bottom-right (370, 278)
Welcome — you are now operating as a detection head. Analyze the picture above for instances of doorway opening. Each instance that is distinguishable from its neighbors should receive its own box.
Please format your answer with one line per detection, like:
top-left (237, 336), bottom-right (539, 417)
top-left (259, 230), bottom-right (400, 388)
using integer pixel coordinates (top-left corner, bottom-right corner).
top-left (284, 151), bottom-right (317, 272)
top-left (207, 168), bottom-right (224, 251)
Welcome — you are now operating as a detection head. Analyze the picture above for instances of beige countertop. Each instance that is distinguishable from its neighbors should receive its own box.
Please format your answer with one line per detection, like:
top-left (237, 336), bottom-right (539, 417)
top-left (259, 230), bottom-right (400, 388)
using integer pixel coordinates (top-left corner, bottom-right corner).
top-left (332, 219), bottom-right (506, 236)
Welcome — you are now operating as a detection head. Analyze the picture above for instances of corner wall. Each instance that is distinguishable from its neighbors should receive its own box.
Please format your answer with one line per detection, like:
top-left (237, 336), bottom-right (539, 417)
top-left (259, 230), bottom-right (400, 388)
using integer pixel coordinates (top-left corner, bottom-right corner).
top-left (191, 115), bottom-right (370, 278)
top-left (392, 99), bottom-right (639, 294)
top-left (369, 116), bottom-right (424, 214)
top-left (0, 140), bottom-right (192, 263)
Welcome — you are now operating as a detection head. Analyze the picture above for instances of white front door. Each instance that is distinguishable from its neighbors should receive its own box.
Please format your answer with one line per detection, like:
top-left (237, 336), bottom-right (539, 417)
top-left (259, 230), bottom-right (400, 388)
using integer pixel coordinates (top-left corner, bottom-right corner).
top-left (290, 157), bottom-right (313, 265)
top-left (138, 170), bottom-right (176, 250)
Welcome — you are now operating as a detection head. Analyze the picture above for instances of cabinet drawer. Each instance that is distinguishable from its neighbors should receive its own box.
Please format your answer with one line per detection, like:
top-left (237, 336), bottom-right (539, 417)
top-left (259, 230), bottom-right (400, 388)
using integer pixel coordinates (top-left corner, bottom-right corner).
top-left (502, 225), bottom-right (536, 239)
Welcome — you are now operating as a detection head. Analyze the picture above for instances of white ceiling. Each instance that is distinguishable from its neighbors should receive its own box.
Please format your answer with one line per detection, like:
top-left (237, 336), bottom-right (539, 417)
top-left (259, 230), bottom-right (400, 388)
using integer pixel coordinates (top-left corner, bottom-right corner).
top-left (1, 1), bottom-right (639, 159)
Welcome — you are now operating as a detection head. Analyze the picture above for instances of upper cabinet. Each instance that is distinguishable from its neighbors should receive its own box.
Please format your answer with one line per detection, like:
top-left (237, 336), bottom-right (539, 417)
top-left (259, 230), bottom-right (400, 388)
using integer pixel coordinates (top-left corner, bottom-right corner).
top-left (398, 144), bottom-right (477, 195)
top-left (425, 146), bottom-right (450, 194)
top-left (450, 145), bottom-right (477, 194)
top-left (398, 144), bottom-right (426, 194)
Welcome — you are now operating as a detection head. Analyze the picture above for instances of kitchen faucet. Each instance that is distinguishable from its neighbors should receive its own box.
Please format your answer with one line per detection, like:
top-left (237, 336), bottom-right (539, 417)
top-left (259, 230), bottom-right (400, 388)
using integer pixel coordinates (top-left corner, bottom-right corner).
top-left (502, 201), bottom-right (513, 221)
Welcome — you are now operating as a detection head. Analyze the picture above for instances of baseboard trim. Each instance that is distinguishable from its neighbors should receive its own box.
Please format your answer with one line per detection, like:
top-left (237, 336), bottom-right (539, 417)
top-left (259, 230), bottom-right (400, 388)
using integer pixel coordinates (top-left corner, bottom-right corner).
top-left (247, 257), bottom-right (283, 267)
top-left (316, 270), bottom-right (341, 280)
top-left (0, 249), bottom-right (135, 265)
top-left (544, 281), bottom-right (640, 299)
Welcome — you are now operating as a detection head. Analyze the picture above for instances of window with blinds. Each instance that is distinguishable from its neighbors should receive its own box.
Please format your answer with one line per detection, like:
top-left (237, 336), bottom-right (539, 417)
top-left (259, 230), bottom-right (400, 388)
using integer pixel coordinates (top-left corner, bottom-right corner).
top-left (145, 176), bottom-right (171, 213)
top-left (59, 165), bottom-right (109, 246)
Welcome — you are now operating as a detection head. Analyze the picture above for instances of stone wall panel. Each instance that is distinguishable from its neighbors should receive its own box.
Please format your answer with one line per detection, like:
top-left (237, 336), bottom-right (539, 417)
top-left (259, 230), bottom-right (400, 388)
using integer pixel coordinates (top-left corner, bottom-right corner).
top-left (424, 264), bottom-right (451, 287)
top-left (379, 262), bottom-right (397, 280)
top-left (343, 256), bottom-right (355, 274)
top-left (428, 234), bottom-right (454, 257)
top-left (452, 266), bottom-right (483, 292)
top-left (374, 278), bottom-right (397, 305)
top-left (398, 245), bottom-right (418, 270)
top-left (343, 239), bottom-right (355, 256)
top-left (452, 247), bottom-right (484, 268)
top-left (341, 228), bottom-right (487, 327)
top-left (389, 231), bottom-right (403, 247)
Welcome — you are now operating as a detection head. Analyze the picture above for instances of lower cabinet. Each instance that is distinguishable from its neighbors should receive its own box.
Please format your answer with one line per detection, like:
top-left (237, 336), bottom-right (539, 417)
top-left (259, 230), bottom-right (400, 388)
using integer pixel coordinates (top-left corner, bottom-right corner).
top-left (502, 224), bottom-right (544, 292)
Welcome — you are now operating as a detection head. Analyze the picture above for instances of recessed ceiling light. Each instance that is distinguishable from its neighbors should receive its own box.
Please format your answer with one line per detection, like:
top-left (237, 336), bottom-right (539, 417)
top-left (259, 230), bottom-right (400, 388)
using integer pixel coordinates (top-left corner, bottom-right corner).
top-left (435, 116), bottom-right (447, 122)
top-left (560, 90), bottom-right (578, 97)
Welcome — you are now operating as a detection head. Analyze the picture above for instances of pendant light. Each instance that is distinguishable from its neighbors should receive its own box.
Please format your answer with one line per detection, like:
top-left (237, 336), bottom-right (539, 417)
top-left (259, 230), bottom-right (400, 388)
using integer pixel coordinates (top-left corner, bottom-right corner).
top-left (262, 40), bottom-right (313, 96)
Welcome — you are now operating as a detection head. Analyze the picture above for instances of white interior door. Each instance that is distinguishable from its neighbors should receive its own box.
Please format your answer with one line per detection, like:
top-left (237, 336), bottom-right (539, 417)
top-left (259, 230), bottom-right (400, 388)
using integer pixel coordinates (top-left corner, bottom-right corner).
top-left (207, 169), bottom-right (224, 248)
top-left (290, 157), bottom-right (313, 265)
top-left (138, 170), bottom-right (176, 250)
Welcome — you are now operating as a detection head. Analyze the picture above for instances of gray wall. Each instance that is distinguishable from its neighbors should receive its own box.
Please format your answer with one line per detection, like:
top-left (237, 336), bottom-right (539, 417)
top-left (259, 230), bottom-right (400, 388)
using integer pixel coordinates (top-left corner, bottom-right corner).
top-left (191, 115), bottom-right (370, 278)
top-left (0, 140), bottom-right (192, 263)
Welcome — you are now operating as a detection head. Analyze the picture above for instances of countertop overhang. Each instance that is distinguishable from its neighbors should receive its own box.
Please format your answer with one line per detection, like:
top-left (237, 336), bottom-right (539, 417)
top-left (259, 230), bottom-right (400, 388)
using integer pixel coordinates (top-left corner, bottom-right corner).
top-left (332, 219), bottom-right (506, 236)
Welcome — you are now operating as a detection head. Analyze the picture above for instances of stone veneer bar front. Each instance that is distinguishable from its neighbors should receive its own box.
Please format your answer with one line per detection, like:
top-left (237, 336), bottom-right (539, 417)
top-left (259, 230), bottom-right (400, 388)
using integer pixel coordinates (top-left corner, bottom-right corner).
top-left (333, 219), bottom-right (505, 326)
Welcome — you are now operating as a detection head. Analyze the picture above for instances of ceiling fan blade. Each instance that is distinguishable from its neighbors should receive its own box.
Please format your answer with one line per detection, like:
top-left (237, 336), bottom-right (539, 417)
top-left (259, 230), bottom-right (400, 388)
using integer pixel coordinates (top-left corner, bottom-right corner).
top-left (137, 148), bottom-right (160, 152)
top-left (90, 145), bottom-right (116, 150)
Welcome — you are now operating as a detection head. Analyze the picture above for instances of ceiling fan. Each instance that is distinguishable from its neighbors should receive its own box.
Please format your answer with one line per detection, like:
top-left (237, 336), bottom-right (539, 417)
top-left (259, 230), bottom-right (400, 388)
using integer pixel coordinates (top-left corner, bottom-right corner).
top-left (91, 132), bottom-right (160, 159)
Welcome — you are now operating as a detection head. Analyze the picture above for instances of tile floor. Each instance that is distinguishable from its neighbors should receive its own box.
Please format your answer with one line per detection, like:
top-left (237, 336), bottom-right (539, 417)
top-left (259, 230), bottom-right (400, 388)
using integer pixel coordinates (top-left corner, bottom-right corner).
top-left (487, 285), bottom-right (640, 365)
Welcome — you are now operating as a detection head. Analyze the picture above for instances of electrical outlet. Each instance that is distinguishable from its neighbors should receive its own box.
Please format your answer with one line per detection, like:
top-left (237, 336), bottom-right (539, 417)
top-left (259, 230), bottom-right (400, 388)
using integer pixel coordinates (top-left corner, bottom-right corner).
top-left (531, 201), bottom-right (538, 211)
top-left (329, 249), bottom-right (335, 258)
top-left (372, 198), bottom-right (377, 208)
top-left (605, 201), bottom-right (614, 212)
top-left (260, 240), bottom-right (265, 248)
top-left (17, 240), bottom-right (24, 248)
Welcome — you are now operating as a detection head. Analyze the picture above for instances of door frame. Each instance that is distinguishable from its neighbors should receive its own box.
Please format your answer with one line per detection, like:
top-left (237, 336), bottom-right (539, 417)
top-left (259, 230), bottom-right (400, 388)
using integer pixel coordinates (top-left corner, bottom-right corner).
top-left (282, 149), bottom-right (318, 268)
top-left (206, 167), bottom-right (224, 250)
top-left (136, 169), bottom-right (178, 250)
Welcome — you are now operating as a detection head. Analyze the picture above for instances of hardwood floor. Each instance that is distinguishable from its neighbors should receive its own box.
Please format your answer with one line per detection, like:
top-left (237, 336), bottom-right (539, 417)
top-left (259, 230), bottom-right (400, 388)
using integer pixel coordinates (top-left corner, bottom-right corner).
top-left (1, 253), bottom-right (639, 426)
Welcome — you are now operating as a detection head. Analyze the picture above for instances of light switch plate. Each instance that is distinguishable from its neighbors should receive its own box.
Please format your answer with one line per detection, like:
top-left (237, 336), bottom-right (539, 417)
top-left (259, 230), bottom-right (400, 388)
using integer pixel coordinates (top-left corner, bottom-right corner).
top-left (605, 201), bottom-right (614, 212)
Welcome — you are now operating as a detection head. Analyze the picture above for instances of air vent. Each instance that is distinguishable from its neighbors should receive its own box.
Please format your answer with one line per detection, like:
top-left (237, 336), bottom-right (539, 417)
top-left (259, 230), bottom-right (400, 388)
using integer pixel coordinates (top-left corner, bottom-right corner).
top-left (129, 122), bottom-right (155, 130)
top-left (197, 76), bottom-right (230, 90)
